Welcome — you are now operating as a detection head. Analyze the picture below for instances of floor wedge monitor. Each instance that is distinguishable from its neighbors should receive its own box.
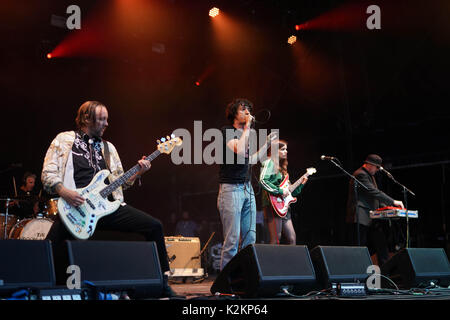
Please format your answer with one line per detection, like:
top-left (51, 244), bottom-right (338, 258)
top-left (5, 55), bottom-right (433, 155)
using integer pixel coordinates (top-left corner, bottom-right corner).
top-left (381, 248), bottom-right (450, 289)
top-left (310, 246), bottom-right (373, 289)
top-left (66, 240), bottom-right (163, 298)
top-left (0, 240), bottom-right (56, 294)
top-left (210, 244), bottom-right (316, 297)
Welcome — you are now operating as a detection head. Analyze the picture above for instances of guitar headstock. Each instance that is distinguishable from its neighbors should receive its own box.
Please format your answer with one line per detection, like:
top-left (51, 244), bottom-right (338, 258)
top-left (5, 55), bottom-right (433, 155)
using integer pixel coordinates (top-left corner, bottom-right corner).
top-left (306, 167), bottom-right (317, 176)
top-left (157, 134), bottom-right (183, 155)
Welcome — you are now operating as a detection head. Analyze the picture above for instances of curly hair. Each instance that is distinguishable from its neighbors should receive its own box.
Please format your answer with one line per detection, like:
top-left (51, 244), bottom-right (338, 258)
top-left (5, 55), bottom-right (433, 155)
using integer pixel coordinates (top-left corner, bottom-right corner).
top-left (225, 98), bottom-right (254, 125)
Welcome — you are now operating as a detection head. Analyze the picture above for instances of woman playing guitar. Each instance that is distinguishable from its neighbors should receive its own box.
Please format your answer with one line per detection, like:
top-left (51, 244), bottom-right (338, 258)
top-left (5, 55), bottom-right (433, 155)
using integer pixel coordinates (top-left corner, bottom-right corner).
top-left (259, 139), bottom-right (309, 245)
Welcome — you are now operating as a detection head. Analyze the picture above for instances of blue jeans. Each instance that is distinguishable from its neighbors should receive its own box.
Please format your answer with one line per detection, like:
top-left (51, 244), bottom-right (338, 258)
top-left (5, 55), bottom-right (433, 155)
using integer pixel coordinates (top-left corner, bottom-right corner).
top-left (217, 182), bottom-right (256, 270)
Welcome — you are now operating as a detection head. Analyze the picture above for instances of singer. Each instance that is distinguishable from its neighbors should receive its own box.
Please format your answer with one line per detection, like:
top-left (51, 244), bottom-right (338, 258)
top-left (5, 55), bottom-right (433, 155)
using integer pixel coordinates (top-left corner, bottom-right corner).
top-left (345, 154), bottom-right (404, 266)
top-left (217, 98), bottom-right (276, 271)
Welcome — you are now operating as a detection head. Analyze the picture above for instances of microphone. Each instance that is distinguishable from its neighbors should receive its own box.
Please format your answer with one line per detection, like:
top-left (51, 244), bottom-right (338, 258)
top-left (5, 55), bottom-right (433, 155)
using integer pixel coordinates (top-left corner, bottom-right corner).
top-left (320, 155), bottom-right (336, 161)
top-left (379, 166), bottom-right (393, 178)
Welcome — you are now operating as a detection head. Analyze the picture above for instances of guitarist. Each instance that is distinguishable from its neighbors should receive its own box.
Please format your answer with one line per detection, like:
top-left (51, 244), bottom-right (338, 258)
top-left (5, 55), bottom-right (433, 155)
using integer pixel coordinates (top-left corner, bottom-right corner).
top-left (41, 101), bottom-right (175, 297)
top-left (259, 139), bottom-right (308, 245)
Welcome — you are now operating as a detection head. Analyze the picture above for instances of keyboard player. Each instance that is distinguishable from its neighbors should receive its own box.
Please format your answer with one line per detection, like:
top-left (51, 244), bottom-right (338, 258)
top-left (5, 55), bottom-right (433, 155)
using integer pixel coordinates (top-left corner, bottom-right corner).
top-left (345, 154), bottom-right (404, 266)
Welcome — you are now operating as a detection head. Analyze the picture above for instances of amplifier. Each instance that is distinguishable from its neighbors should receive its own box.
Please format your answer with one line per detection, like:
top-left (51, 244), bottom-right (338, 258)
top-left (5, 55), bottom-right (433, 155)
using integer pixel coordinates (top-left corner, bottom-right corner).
top-left (165, 236), bottom-right (202, 272)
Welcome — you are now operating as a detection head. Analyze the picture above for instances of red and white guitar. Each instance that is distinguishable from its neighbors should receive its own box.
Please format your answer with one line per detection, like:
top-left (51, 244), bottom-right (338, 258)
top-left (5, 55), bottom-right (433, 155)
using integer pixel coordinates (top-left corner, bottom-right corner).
top-left (269, 167), bottom-right (316, 218)
top-left (58, 134), bottom-right (182, 240)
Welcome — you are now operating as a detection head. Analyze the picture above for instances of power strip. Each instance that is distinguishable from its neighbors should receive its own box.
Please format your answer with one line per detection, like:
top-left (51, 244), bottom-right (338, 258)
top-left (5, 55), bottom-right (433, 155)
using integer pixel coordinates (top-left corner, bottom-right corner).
top-left (332, 283), bottom-right (367, 297)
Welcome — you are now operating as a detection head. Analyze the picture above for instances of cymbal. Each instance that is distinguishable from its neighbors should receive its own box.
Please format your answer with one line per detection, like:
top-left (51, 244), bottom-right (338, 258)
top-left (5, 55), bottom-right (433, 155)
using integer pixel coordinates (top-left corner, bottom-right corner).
top-left (3, 194), bottom-right (47, 202)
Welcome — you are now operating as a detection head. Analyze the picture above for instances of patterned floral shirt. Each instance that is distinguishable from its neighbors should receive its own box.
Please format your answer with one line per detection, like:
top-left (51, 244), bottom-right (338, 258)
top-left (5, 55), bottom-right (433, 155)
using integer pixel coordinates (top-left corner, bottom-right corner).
top-left (72, 131), bottom-right (107, 188)
top-left (41, 131), bottom-right (134, 202)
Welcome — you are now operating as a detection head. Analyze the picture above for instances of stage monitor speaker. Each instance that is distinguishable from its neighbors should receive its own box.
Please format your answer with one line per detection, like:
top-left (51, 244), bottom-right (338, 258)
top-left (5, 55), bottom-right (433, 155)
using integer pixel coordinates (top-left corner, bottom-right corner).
top-left (0, 240), bottom-right (55, 294)
top-left (210, 244), bottom-right (316, 297)
top-left (381, 248), bottom-right (450, 289)
top-left (310, 246), bottom-right (372, 289)
top-left (66, 240), bottom-right (163, 298)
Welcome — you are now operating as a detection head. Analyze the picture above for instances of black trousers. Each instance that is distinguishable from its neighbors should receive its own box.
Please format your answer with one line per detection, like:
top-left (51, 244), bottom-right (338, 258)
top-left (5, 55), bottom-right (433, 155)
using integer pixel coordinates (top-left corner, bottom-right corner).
top-left (346, 222), bottom-right (390, 266)
top-left (46, 204), bottom-right (170, 276)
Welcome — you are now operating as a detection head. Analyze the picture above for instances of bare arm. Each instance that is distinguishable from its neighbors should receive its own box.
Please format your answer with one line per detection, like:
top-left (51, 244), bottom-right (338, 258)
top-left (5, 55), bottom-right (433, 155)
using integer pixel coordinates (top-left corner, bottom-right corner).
top-left (249, 131), bottom-right (278, 164)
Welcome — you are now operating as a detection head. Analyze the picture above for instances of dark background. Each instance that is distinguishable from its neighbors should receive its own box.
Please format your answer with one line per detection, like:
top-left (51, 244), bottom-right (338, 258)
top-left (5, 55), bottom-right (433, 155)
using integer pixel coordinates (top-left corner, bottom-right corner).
top-left (1, 0), bottom-right (449, 254)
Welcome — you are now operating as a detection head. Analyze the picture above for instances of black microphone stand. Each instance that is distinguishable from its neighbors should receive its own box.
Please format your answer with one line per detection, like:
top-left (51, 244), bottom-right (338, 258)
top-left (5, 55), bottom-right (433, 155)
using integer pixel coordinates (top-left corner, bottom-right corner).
top-left (382, 170), bottom-right (415, 248)
top-left (327, 158), bottom-right (369, 246)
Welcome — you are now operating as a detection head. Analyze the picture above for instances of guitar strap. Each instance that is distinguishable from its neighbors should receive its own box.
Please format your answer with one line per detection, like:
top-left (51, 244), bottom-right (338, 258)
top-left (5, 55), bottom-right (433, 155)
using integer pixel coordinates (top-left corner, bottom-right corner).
top-left (102, 139), bottom-right (111, 172)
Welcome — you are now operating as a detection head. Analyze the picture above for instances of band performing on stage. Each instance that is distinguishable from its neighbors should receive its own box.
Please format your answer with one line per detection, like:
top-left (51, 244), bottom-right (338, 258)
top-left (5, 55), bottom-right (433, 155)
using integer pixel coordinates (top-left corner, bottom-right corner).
top-left (2, 98), bottom-right (443, 301)
top-left (1, 0), bottom-right (449, 306)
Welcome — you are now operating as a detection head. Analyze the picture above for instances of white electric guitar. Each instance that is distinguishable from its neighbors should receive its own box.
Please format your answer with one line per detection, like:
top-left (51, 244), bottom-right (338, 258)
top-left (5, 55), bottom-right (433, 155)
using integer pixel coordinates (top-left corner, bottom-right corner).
top-left (57, 134), bottom-right (182, 239)
top-left (269, 167), bottom-right (316, 218)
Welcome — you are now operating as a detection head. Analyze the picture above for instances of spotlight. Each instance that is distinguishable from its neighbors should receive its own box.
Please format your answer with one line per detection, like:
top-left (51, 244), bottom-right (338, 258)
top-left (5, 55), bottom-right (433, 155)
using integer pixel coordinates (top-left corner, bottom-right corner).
top-left (209, 7), bottom-right (220, 18)
top-left (295, 23), bottom-right (308, 31)
top-left (287, 35), bottom-right (297, 45)
top-left (195, 81), bottom-right (200, 86)
top-left (46, 53), bottom-right (52, 59)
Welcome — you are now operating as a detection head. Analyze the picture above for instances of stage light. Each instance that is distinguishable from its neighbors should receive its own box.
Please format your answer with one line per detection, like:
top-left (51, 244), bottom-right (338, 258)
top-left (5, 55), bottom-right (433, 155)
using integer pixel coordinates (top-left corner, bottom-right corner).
top-left (295, 25), bottom-right (300, 31)
top-left (195, 81), bottom-right (200, 86)
top-left (287, 35), bottom-right (297, 45)
top-left (46, 53), bottom-right (52, 59)
top-left (209, 7), bottom-right (220, 18)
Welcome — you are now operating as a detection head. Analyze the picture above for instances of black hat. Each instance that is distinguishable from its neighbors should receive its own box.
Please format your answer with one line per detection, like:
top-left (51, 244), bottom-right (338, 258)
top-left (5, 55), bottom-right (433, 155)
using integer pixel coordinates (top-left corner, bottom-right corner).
top-left (364, 154), bottom-right (382, 167)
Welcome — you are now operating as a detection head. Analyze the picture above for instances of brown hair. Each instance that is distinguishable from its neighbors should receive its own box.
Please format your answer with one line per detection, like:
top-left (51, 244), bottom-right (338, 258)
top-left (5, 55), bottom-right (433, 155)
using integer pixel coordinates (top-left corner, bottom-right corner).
top-left (22, 172), bottom-right (36, 184)
top-left (75, 101), bottom-right (106, 129)
top-left (225, 98), bottom-right (253, 124)
top-left (268, 139), bottom-right (288, 176)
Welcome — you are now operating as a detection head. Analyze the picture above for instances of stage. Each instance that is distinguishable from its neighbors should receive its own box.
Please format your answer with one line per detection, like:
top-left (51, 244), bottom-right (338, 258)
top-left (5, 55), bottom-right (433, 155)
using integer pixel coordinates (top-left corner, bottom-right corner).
top-left (169, 275), bottom-right (450, 301)
top-left (1, 2), bottom-right (450, 317)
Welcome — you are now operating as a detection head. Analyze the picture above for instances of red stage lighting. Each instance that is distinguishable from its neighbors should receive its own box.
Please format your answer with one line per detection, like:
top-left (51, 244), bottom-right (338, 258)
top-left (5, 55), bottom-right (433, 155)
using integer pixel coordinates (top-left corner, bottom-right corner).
top-left (195, 81), bottom-right (200, 86)
top-left (46, 53), bottom-right (52, 59)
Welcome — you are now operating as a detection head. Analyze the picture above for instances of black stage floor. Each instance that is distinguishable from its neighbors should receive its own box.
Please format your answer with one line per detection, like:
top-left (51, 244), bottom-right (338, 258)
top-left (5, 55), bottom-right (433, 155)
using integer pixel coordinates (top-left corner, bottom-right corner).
top-left (168, 274), bottom-right (450, 301)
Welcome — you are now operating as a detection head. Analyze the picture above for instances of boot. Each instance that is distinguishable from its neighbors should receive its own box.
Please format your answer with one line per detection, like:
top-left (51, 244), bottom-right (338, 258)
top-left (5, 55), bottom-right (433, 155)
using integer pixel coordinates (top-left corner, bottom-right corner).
top-left (162, 274), bottom-right (177, 298)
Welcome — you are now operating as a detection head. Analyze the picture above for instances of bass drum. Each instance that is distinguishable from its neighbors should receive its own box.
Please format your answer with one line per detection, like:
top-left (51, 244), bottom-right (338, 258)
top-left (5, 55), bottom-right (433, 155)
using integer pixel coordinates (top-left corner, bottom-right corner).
top-left (9, 217), bottom-right (54, 240)
top-left (0, 213), bottom-right (18, 239)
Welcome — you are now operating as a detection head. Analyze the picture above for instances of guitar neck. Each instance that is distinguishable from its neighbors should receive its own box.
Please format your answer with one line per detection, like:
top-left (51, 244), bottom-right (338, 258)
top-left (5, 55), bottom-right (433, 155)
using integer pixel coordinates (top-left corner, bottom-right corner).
top-left (288, 173), bottom-right (307, 193)
top-left (100, 149), bottom-right (161, 198)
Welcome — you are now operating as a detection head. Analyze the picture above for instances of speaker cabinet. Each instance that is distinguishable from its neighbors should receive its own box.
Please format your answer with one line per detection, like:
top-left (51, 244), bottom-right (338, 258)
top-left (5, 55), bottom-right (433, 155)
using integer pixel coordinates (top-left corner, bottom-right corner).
top-left (381, 248), bottom-right (450, 289)
top-left (66, 240), bottom-right (163, 298)
top-left (0, 240), bottom-right (55, 294)
top-left (310, 246), bottom-right (372, 289)
top-left (210, 244), bottom-right (316, 297)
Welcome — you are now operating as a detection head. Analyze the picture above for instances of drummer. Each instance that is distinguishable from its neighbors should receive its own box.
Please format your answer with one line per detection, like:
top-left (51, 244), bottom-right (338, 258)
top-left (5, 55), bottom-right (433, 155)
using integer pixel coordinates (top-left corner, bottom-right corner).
top-left (10, 172), bottom-right (40, 218)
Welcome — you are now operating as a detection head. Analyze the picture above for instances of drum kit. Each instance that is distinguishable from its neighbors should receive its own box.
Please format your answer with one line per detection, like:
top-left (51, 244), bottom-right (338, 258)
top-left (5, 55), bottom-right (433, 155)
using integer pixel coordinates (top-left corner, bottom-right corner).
top-left (1, 195), bottom-right (59, 240)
